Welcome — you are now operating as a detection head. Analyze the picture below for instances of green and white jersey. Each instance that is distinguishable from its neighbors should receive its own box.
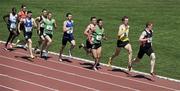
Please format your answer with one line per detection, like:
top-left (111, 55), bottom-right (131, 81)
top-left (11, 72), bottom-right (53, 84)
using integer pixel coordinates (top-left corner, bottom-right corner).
top-left (44, 18), bottom-right (55, 34)
top-left (92, 26), bottom-right (104, 44)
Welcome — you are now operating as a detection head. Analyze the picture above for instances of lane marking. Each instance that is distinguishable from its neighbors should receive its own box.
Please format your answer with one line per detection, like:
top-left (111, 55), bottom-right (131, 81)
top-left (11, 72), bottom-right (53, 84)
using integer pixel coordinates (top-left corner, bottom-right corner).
top-left (0, 55), bottom-right (140, 91)
top-left (0, 84), bottom-right (20, 91)
top-left (0, 63), bottom-right (99, 91)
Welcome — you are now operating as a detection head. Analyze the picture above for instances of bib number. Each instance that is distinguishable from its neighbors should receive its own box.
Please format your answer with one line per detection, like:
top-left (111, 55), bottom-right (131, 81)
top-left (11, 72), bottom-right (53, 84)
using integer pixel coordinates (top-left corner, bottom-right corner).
top-left (46, 25), bottom-right (53, 30)
top-left (67, 27), bottom-right (73, 34)
top-left (25, 27), bottom-right (32, 32)
top-left (96, 35), bottom-right (102, 40)
top-left (10, 23), bottom-right (16, 29)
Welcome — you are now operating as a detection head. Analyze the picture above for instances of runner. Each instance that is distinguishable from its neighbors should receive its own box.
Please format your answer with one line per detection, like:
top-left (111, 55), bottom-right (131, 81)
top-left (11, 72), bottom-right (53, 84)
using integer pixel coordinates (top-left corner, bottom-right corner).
top-left (3, 7), bottom-right (18, 50)
top-left (79, 16), bottom-right (97, 56)
top-left (108, 16), bottom-right (132, 71)
top-left (131, 22), bottom-right (156, 76)
top-left (15, 4), bottom-right (28, 49)
top-left (91, 19), bottom-right (106, 71)
top-left (41, 12), bottom-right (57, 59)
top-left (58, 13), bottom-right (75, 61)
top-left (18, 11), bottom-right (37, 58)
top-left (34, 9), bottom-right (48, 53)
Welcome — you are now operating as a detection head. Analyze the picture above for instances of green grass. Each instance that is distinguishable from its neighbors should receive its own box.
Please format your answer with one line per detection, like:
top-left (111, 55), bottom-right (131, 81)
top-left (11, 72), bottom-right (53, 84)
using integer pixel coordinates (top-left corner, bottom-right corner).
top-left (1, 0), bottom-right (180, 79)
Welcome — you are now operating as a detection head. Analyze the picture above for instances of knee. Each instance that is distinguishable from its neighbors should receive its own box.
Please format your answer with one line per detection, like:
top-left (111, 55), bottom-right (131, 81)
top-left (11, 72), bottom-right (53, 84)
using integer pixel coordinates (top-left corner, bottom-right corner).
top-left (128, 50), bottom-right (132, 55)
top-left (28, 39), bottom-right (32, 44)
top-left (150, 53), bottom-right (156, 60)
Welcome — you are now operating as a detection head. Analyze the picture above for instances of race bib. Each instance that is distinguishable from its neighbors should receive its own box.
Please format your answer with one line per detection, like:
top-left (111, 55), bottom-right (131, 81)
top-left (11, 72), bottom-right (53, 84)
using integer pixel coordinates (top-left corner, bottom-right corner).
top-left (46, 25), bottom-right (53, 30)
top-left (25, 27), bottom-right (32, 32)
top-left (96, 35), bottom-right (102, 40)
top-left (67, 27), bottom-right (73, 34)
top-left (10, 23), bottom-right (16, 29)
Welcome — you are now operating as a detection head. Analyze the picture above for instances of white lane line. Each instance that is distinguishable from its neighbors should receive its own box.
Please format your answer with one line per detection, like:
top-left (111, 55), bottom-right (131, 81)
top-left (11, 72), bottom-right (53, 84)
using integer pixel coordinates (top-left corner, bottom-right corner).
top-left (0, 74), bottom-right (58, 91)
top-left (14, 51), bottom-right (179, 91)
top-left (49, 59), bottom-right (180, 91)
top-left (0, 84), bottom-right (19, 91)
top-left (0, 63), bottom-right (98, 91)
top-left (0, 40), bottom-right (180, 83)
top-left (0, 54), bottom-right (140, 91)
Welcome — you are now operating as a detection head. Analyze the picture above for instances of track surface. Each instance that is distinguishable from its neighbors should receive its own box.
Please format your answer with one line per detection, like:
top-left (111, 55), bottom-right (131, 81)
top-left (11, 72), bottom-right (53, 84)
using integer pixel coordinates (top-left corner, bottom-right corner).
top-left (0, 43), bottom-right (180, 91)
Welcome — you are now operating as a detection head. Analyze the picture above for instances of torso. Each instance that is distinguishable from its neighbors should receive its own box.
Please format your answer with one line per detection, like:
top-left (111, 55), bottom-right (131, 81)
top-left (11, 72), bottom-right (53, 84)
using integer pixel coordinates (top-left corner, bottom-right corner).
top-left (23, 18), bottom-right (34, 32)
top-left (118, 24), bottom-right (129, 42)
top-left (92, 26), bottom-right (104, 44)
top-left (64, 20), bottom-right (74, 34)
top-left (9, 13), bottom-right (18, 29)
top-left (44, 18), bottom-right (55, 34)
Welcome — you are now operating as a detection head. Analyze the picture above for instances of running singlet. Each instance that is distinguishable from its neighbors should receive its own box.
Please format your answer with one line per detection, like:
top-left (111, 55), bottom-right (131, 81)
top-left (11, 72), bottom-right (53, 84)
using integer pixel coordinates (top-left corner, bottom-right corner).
top-left (141, 29), bottom-right (153, 47)
top-left (23, 18), bottom-right (34, 32)
top-left (39, 16), bottom-right (46, 28)
top-left (65, 20), bottom-right (74, 34)
top-left (44, 18), bottom-right (55, 34)
top-left (18, 11), bottom-right (27, 20)
top-left (9, 13), bottom-right (18, 29)
top-left (92, 26), bottom-right (104, 44)
top-left (118, 24), bottom-right (129, 42)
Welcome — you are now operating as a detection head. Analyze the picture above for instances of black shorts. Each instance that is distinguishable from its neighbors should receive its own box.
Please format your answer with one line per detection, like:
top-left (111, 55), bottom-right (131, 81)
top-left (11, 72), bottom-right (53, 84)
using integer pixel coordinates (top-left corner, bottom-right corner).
top-left (137, 46), bottom-right (154, 59)
top-left (86, 39), bottom-right (92, 49)
top-left (62, 34), bottom-right (74, 46)
top-left (117, 40), bottom-right (129, 48)
top-left (44, 33), bottom-right (53, 39)
top-left (24, 32), bottom-right (32, 41)
top-left (39, 27), bottom-right (44, 36)
top-left (92, 43), bottom-right (101, 49)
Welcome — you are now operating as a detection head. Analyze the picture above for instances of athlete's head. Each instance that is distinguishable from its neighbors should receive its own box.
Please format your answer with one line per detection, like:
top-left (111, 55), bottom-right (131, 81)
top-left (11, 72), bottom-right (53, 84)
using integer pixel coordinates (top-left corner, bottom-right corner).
top-left (12, 7), bottom-right (17, 15)
top-left (90, 17), bottom-right (97, 25)
top-left (21, 4), bottom-right (26, 12)
top-left (27, 11), bottom-right (32, 18)
top-left (42, 9), bottom-right (47, 17)
top-left (122, 16), bottom-right (129, 25)
top-left (47, 12), bottom-right (52, 19)
top-left (97, 19), bottom-right (103, 27)
top-left (66, 13), bottom-right (72, 20)
top-left (146, 22), bottom-right (153, 30)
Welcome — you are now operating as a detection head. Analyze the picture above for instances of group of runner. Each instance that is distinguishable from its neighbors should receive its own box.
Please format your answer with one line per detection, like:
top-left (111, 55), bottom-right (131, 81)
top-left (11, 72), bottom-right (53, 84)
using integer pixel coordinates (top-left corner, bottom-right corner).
top-left (2, 5), bottom-right (156, 76)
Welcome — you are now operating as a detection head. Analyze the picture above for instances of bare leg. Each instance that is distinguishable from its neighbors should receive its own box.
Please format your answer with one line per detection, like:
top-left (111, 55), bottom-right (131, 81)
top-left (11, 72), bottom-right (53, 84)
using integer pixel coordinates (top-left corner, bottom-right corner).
top-left (108, 47), bottom-right (121, 66)
top-left (124, 44), bottom-right (133, 71)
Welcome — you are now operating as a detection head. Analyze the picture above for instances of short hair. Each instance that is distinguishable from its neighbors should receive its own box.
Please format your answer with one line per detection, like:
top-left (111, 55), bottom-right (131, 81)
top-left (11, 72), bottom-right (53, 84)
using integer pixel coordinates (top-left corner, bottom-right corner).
top-left (12, 7), bottom-right (16, 12)
top-left (42, 9), bottom-right (47, 12)
top-left (21, 4), bottom-right (26, 8)
top-left (146, 22), bottom-right (153, 27)
top-left (122, 16), bottom-right (128, 21)
top-left (66, 13), bottom-right (72, 17)
top-left (97, 19), bottom-right (103, 24)
top-left (27, 11), bottom-right (32, 14)
top-left (47, 11), bottom-right (52, 15)
top-left (90, 16), bottom-right (96, 21)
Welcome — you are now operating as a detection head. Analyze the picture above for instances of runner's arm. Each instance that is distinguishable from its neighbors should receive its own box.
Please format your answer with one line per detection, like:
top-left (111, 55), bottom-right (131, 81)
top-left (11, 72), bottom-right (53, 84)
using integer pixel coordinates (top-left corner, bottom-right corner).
top-left (54, 20), bottom-right (57, 30)
top-left (139, 31), bottom-right (148, 42)
top-left (63, 21), bottom-right (68, 32)
top-left (2, 14), bottom-right (9, 24)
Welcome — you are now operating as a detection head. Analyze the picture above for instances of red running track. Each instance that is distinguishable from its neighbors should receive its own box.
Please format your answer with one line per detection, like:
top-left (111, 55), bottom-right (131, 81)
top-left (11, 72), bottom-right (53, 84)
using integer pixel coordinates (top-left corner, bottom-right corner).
top-left (0, 43), bottom-right (180, 91)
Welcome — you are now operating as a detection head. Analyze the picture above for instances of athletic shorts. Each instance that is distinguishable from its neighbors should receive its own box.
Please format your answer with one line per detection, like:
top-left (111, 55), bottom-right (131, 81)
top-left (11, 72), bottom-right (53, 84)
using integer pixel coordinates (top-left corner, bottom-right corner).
top-left (92, 43), bottom-right (101, 49)
top-left (24, 32), bottom-right (32, 41)
top-left (86, 39), bottom-right (92, 49)
top-left (43, 33), bottom-right (53, 39)
top-left (62, 34), bottom-right (74, 46)
top-left (137, 46), bottom-right (154, 59)
top-left (117, 40), bottom-right (129, 48)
